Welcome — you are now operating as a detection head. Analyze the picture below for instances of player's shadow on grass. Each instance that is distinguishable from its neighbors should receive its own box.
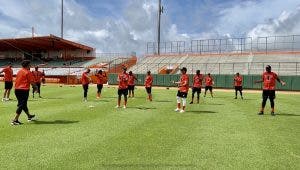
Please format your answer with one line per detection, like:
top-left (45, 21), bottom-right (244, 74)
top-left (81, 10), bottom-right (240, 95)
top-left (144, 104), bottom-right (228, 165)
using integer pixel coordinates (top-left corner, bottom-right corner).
top-left (154, 100), bottom-right (172, 103)
top-left (204, 103), bottom-right (224, 106)
top-left (188, 110), bottom-right (217, 114)
top-left (99, 163), bottom-right (196, 168)
top-left (95, 100), bottom-right (110, 102)
top-left (32, 120), bottom-right (79, 125)
top-left (276, 113), bottom-right (300, 117)
top-left (42, 97), bottom-right (64, 100)
top-left (127, 106), bottom-right (157, 110)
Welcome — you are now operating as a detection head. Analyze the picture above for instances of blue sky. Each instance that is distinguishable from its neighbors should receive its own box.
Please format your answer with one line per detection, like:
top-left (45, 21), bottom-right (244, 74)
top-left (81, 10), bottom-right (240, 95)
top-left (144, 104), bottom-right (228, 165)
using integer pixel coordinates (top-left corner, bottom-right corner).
top-left (0, 0), bottom-right (300, 54)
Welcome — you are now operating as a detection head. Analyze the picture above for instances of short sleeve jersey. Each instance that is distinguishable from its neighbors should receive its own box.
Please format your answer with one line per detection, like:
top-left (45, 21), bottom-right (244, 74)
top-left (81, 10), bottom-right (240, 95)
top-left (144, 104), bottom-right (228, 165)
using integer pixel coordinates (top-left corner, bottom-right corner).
top-left (262, 72), bottom-right (278, 90)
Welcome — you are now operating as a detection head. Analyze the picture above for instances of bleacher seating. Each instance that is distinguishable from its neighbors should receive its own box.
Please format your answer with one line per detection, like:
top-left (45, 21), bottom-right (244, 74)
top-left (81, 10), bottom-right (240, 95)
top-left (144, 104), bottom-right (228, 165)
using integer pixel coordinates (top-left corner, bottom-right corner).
top-left (129, 53), bottom-right (300, 75)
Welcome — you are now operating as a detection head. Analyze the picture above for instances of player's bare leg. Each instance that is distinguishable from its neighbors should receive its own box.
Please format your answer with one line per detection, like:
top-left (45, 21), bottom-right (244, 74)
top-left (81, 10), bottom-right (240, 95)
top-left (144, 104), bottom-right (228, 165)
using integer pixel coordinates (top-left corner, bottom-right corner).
top-left (181, 98), bottom-right (186, 113)
top-left (258, 97), bottom-right (267, 115)
top-left (235, 89), bottom-right (238, 99)
top-left (270, 98), bottom-right (275, 116)
top-left (175, 97), bottom-right (181, 112)
top-left (239, 90), bottom-right (243, 99)
top-left (2, 89), bottom-right (8, 101)
top-left (128, 90), bottom-right (131, 98)
top-left (190, 92), bottom-right (194, 104)
top-left (123, 95), bottom-right (127, 108)
top-left (116, 95), bottom-right (121, 108)
top-left (7, 89), bottom-right (11, 100)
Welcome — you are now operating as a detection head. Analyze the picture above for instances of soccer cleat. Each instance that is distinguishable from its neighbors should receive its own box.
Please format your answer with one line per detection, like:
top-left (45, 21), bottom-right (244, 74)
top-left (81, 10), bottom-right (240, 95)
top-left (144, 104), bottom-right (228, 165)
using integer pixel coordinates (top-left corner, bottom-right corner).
top-left (271, 112), bottom-right (275, 116)
top-left (241, 97), bottom-right (244, 100)
top-left (258, 112), bottom-right (264, 115)
top-left (189, 101), bottom-right (193, 104)
top-left (83, 98), bottom-right (87, 102)
top-left (115, 105), bottom-right (120, 108)
top-left (234, 97), bottom-right (237, 99)
top-left (28, 114), bottom-right (36, 121)
top-left (2, 98), bottom-right (6, 102)
top-left (174, 108), bottom-right (180, 112)
top-left (180, 110), bottom-right (185, 113)
top-left (11, 120), bottom-right (22, 125)
top-left (123, 106), bottom-right (127, 109)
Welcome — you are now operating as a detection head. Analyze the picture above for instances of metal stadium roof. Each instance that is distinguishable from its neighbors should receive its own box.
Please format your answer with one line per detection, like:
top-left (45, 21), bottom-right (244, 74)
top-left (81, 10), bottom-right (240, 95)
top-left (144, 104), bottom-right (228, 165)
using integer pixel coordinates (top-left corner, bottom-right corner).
top-left (0, 34), bottom-right (94, 51)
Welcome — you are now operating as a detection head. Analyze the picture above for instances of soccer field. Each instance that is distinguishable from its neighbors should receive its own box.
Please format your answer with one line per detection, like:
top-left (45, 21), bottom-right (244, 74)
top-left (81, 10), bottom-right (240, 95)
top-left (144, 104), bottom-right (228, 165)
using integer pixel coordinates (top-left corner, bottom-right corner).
top-left (0, 84), bottom-right (299, 169)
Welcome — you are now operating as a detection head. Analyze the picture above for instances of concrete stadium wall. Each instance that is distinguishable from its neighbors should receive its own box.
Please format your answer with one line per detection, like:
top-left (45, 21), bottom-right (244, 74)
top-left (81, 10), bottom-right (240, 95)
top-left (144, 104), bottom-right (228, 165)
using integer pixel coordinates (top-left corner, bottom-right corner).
top-left (108, 74), bottom-right (300, 91)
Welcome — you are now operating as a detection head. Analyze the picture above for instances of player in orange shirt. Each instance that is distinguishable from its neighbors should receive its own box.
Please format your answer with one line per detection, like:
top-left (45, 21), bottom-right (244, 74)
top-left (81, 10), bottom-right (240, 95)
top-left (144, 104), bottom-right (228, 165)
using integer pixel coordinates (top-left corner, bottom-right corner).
top-left (128, 71), bottom-right (138, 98)
top-left (0, 63), bottom-right (13, 101)
top-left (11, 60), bottom-right (36, 125)
top-left (82, 68), bottom-right (91, 102)
top-left (173, 67), bottom-right (189, 113)
top-left (204, 73), bottom-right (214, 98)
top-left (32, 66), bottom-right (45, 98)
top-left (144, 71), bottom-right (153, 101)
top-left (233, 72), bottom-right (243, 99)
top-left (190, 70), bottom-right (203, 104)
top-left (95, 70), bottom-right (105, 99)
top-left (116, 67), bottom-right (129, 108)
top-left (255, 65), bottom-right (286, 116)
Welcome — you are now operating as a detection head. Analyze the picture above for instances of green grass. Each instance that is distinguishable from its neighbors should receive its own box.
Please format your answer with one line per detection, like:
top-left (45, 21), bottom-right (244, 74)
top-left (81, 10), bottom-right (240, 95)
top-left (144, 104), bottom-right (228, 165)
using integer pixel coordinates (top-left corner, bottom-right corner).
top-left (0, 84), bottom-right (299, 170)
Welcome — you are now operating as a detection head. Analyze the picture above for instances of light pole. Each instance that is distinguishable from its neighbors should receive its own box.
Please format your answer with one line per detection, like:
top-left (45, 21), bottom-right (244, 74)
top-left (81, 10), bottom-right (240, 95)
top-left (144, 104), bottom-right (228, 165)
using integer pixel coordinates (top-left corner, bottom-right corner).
top-left (61, 0), bottom-right (64, 38)
top-left (157, 0), bottom-right (163, 55)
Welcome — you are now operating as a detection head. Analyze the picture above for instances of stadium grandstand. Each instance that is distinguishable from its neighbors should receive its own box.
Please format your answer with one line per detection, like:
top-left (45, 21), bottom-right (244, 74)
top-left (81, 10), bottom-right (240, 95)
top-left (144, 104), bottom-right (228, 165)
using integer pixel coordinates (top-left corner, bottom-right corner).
top-left (0, 35), bottom-right (137, 83)
top-left (129, 35), bottom-right (300, 76)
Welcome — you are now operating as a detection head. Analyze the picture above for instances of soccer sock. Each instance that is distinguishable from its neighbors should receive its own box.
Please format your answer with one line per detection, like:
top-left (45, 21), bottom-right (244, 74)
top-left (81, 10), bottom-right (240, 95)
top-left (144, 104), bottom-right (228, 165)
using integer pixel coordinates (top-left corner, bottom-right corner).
top-left (14, 114), bottom-right (20, 121)
top-left (124, 96), bottom-right (128, 106)
top-left (177, 97), bottom-right (181, 108)
top-left (262, 98), bottom-right (267, 108)
top-left (182, 98), bottom-right (187, 110)
top-left (270, 99), bottom-right (275, 108)
top-left (117, 96), bottom-right (121, 106)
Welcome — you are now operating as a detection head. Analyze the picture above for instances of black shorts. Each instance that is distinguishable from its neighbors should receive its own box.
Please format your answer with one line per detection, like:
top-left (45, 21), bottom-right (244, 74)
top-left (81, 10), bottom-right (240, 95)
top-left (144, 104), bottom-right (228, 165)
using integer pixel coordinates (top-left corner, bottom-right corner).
top-left (15, 89), bottom-right (29, 114)
top-left (97, 84), bottom-right (103, 93)
top-left (4, 81), bottom-right (13, 90)
top-left (205, 86), bottom-right (213, 91)
top-left (33, 82), bottom-right (41, 92)
top-left (128, 85), bottom-right (135, 91)
top-left (262, 90), bottom-right (276, 100)
top-left (145, 87), bottom-right (152, 94)
top-left (118, 88), bottom-right (128, 96)
top-left (177, 91), bottom-right (188, 98)
top-left (192, 87), bottom-right (201, 94)
top-left (235, 86), bottom-right (243, 91)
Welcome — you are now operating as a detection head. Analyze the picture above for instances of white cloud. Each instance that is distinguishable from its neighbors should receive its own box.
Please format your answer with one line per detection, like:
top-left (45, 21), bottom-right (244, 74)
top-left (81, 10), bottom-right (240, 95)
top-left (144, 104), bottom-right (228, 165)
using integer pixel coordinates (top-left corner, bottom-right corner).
top-left (1, 0), bottom-right (300, 55)
top-left (248, 6), bottom-right (300, 38)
